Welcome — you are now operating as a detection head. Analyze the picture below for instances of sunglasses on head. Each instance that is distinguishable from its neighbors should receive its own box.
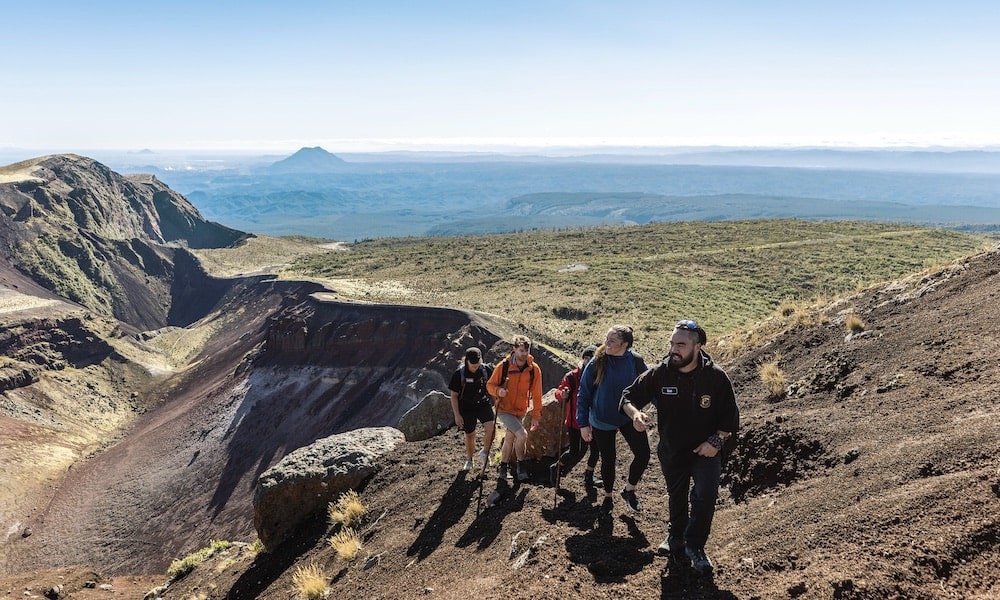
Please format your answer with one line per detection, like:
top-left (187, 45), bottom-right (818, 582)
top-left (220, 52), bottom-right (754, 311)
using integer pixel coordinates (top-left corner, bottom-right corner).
top-left (676, 319), bottom-right (699, 330)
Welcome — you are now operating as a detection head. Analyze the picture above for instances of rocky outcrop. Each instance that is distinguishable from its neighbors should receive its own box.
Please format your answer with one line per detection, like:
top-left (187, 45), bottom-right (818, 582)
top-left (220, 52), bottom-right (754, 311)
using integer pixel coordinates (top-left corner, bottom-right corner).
top-left (523, 391), bottom-right (565, 460)
top-left (397, 390), bottom-right (453, 441)
top-left (0, 316), bottom-right (117, 392)
top-left (252, 427), bottom-right (405, 550)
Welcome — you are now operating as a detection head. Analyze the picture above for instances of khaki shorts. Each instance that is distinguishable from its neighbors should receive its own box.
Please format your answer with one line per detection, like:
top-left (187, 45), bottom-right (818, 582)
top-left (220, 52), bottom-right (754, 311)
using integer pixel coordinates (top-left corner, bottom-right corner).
top-left (496, 411), bottom-right (527, 437)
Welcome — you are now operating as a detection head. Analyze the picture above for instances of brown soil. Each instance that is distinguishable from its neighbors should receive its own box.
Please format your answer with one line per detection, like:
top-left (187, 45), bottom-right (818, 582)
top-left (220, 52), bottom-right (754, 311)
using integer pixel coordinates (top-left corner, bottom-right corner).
top-left (2, 247), bottom-right (1000, 599)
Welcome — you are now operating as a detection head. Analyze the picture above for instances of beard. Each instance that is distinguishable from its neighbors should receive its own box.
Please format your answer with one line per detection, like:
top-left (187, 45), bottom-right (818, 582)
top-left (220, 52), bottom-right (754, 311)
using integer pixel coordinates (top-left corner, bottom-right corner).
top-left (669, 350), bottom-right (697, 369)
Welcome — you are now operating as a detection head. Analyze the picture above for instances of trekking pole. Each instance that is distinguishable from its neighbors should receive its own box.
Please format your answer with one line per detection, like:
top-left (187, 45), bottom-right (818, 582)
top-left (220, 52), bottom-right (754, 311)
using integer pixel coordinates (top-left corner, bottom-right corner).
top-left (552, 393), bottom-right (568, 509)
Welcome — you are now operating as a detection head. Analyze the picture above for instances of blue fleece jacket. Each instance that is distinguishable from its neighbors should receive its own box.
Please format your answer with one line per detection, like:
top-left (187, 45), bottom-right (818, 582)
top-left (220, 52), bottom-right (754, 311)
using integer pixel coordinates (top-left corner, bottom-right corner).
top-left (576, 350), bottom-right (646, 431)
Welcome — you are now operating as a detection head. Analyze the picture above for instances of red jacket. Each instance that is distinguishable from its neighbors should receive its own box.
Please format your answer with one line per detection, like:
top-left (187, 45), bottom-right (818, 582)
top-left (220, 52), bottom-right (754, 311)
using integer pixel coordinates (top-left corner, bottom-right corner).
top-left (556, 366), bottom-right (584, 429)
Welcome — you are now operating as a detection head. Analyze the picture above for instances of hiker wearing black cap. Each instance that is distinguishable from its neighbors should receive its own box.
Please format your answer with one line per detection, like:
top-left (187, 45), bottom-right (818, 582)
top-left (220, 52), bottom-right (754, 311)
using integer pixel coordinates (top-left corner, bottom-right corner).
top-left (550, 345), bottom-right (601, 487)
top-left (448, 347), bottom-right (496, 472)
top-left (620, 319), bottom-right (740, 576)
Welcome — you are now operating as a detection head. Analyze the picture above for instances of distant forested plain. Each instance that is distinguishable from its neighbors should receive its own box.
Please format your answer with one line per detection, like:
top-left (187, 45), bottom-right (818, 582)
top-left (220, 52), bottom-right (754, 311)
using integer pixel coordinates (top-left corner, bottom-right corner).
top-left (121, 156), bottom-right (1000, 240)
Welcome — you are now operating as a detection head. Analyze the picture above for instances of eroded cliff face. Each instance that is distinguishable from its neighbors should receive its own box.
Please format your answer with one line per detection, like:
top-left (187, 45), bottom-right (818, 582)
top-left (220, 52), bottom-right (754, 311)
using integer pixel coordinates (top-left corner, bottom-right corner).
top-left (258, 298), bottom-right (567, 429)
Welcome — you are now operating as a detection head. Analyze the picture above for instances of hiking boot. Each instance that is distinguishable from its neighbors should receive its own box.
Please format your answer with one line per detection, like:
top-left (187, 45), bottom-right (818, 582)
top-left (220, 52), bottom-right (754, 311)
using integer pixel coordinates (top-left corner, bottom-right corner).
top-left (516, 462), bottom-right (529, 482)
top-left (475, 449), bottom-right (488, 466)
top-left (657, 537), bottom-right (686, 563)
top-left (497, 462), bottom-right (509, 481)
top-left (620, 487), bottom-right (641, 512)
top-left (462, 459), bottom-right (473, 471)
top-left (685, 546), bottom-right (714, 575)
top-left (600, 496), bottom-right (614, 515)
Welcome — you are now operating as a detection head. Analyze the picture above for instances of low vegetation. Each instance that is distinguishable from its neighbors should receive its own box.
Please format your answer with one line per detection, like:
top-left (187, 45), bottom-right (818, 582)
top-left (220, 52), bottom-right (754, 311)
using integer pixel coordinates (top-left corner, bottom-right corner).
top-left (166, 540), bottom-right (233, 581)
top-left (291, 562), bottom-right (328, 599)
top-left (329, 528), bottom-right (362, 561)
top-left (287, 220), bottom-right (990, 360)
top-left (758, 359), bottom-right (787, 399)
top-left (328, 489), bottom-right (367, 527)
top-left (846, 313), bottom-right (866, 332)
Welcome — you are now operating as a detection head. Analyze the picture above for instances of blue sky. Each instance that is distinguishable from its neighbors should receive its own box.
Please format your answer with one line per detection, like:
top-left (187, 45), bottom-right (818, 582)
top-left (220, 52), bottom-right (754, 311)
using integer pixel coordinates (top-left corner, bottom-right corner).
top-left (3, 1), bottom-right (998, 152)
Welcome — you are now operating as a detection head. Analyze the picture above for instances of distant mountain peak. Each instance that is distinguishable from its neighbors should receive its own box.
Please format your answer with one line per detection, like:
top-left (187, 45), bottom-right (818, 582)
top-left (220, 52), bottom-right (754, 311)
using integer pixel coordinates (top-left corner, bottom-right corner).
top-left (268, 146), bottom-right (346, 173)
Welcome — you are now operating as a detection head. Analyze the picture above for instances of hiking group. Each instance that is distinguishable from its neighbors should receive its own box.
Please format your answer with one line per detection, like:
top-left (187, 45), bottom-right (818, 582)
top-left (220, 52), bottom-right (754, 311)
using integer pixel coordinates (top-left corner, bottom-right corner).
top-left (447, 321), bottom-right (740, 576)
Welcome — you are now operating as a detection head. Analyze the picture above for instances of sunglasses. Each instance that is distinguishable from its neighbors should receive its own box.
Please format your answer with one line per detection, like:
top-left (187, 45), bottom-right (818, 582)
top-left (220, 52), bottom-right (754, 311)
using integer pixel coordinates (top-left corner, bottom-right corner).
top-left (675, 319), bottom-right (699, 330)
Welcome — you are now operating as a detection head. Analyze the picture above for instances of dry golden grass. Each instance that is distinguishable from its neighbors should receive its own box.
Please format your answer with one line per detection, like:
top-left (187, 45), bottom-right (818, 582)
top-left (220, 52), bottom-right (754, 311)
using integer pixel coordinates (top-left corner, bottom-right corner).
top-left (291, 562), bottom-right (328, 599)
top-left (329, 528), bottom-right (362, 562)
top-left (328, 490), bottom-right (366, 527)
top-left (759, 360), bottom-right (787, 398)
top-left (777, 299), bottom-right (799, 317)
top-left (846, 314), bottom-right (866, 332)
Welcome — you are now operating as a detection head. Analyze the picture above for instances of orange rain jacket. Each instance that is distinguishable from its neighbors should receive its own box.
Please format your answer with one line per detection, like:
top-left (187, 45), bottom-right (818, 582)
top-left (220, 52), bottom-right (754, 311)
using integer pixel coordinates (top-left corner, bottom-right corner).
top-left (487, 352), bottom-right (543, 421)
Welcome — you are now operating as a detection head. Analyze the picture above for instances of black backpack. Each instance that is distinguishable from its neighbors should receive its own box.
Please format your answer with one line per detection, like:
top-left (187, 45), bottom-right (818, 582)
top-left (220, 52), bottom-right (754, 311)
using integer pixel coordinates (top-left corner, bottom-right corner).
top-left (460, 363), bottom-right (493, 405)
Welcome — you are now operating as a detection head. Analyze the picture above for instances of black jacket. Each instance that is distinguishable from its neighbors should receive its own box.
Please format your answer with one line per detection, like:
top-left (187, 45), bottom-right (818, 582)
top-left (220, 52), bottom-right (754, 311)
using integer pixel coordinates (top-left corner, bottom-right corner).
top-left (620, 350), bottom-right (739, 463)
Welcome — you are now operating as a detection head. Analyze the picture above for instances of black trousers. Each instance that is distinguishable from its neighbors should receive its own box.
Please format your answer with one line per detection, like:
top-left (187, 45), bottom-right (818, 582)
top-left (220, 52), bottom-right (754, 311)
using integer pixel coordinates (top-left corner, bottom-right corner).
top-left (592, 422), bottom-right (650, 494)
top-left (660, 449), bottom-right (722, 550)
top-left (558, 427), bottom-right (599, 473)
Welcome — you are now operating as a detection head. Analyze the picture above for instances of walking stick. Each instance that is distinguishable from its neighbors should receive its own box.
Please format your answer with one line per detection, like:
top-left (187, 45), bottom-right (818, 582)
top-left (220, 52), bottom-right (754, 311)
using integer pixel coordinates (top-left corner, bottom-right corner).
top-left (552, 392), bottom-right (568, 509)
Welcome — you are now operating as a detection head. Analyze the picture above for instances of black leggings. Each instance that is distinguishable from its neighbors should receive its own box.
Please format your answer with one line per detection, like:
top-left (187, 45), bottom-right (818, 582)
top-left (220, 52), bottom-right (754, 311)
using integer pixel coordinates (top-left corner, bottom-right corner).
top-left (592, 423), bottom-right (650, 494)
top-left (559, 427), bottom-right (599, 473)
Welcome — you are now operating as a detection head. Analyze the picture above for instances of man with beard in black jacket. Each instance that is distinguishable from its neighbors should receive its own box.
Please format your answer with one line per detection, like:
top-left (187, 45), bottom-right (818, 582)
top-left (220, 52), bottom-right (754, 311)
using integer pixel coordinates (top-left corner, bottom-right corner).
top-left (620, 319), bottom-right (739, 575)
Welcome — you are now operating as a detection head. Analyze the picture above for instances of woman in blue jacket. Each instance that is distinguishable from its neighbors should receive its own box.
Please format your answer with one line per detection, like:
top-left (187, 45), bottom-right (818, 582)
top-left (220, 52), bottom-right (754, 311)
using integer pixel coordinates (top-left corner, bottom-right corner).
top-left (577, 325), bottom-right (650, 514)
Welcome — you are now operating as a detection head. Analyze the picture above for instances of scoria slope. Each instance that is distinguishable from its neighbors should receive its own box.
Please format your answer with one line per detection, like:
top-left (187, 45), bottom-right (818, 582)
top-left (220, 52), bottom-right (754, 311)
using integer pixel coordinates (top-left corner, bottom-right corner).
top-left (153, 246), bottom-right (1000, 600)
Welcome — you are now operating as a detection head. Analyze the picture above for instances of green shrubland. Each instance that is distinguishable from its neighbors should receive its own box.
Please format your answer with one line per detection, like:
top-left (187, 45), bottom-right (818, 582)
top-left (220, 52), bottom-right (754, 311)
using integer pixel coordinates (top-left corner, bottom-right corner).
top-left (287, 220), bottom-right (989, 361)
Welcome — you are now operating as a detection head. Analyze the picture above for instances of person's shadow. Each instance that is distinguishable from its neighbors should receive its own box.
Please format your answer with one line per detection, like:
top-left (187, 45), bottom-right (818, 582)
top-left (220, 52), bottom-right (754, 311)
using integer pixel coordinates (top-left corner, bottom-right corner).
top-left (659, 555), bottom-right (738, 599)
top-left (406, 471), bottom-right (478, 560)
top-left (563, 510), bottom-right (655, 583)
top-left (456, 478), bottom-right (529, 551)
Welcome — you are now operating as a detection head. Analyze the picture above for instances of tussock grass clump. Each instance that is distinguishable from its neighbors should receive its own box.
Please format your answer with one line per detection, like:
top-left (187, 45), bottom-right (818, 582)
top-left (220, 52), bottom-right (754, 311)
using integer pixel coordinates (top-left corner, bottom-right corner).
top-left (328, 490), bottom-right (366, 527)
top-left (250, 537), bottom-right (266, 556)
top-left (292, 562), bottom-right (329, 599)
top-left (846, 314), bottom-right (866, 332)
top-left (759, 360), bottom-right (787, 398)
top-left (167, 540), bottom-right (233, 580)
top-left (777, 299), bottom-right (799, 317)
top-left (329, 527), bottom-right (362, 561)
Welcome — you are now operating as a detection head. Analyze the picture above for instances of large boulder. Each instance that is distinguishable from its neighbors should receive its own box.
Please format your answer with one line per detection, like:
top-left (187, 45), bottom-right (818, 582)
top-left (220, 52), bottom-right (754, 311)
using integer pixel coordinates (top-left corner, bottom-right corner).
top-left (253, 426), bottom-right (404, 550)
top-left (523, 390), bottom-right (565, 460)
top-left (397, 390), bottom-right (453, 441)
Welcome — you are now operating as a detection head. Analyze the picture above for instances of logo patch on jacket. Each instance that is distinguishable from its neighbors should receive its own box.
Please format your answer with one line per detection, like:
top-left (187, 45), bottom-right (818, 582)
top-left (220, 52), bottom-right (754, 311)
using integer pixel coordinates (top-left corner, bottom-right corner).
top-left (662, 386), bottom-right (678, 396)
top-left (699, 395), bottom-right (712, 409)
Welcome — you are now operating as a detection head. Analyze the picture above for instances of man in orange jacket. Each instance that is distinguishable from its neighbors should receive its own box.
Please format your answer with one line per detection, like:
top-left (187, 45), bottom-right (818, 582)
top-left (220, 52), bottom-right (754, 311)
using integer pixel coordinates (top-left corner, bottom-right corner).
top-left (487, 334), bottom-right (543, 482)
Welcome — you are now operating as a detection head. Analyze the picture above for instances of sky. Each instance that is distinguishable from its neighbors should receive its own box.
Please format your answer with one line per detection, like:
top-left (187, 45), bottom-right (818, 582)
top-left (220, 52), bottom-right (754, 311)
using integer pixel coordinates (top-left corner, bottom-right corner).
top-left (3, 1), bottom-right (999, 153)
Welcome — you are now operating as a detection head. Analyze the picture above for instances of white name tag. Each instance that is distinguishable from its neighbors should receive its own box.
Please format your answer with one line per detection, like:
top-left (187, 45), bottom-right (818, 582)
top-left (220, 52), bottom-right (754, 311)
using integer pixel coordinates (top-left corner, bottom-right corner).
top-left (663, 386), bottom-right (678, 395)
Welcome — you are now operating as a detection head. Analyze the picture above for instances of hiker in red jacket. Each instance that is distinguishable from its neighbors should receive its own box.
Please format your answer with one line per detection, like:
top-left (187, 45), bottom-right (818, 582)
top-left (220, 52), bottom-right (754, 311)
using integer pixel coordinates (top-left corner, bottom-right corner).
top-left (550, 345), bottom-right (601, 487)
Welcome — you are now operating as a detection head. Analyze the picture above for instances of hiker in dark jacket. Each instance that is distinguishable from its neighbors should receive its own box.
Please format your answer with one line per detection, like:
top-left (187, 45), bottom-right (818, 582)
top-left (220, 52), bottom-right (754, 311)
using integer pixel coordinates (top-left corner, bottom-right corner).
top-left (621, 319), bottom-right (739, 576)
top-left (448, 347), bottom-right (495, 472)
top-left (578, 325), bottom-right (650, 515)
